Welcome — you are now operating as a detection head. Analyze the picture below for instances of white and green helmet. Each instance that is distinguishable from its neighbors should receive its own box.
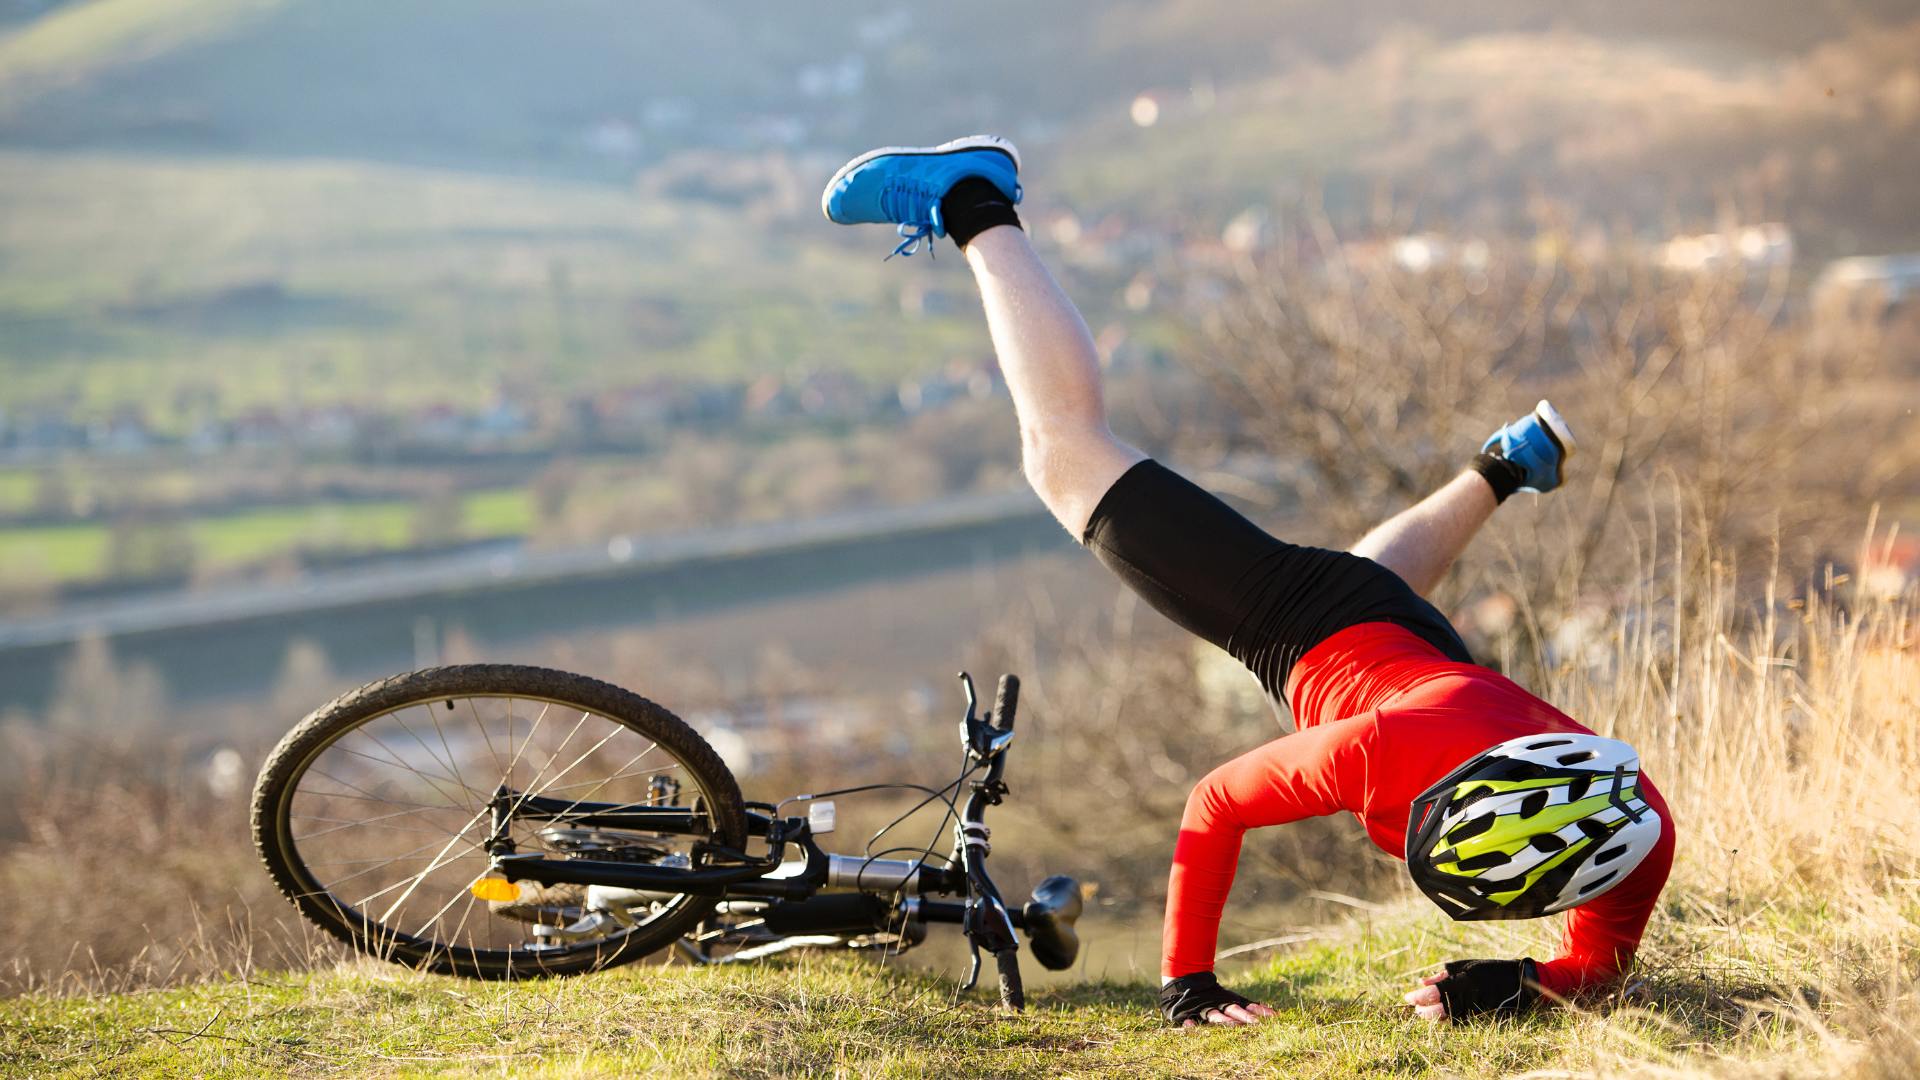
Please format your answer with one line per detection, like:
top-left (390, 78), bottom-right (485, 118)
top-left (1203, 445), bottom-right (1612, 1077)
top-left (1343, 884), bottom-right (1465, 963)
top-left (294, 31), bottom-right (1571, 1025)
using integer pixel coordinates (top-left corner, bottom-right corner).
top-left (1405, 733), bottom-right (1663, 921)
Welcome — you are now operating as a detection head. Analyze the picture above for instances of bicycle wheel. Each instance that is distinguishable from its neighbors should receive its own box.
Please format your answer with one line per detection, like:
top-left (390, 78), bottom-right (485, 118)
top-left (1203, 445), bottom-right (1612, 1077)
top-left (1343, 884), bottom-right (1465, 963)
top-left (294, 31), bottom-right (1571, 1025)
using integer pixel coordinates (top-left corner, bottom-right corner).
top-left (252, 664), bottom-right (746, 978)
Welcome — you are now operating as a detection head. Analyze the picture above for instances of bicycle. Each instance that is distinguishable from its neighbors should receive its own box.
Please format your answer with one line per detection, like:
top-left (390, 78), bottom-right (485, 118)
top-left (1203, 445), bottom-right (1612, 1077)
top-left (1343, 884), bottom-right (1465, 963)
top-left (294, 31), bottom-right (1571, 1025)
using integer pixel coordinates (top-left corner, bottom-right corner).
top-left (251, 664), bottom-right (1082, 1010)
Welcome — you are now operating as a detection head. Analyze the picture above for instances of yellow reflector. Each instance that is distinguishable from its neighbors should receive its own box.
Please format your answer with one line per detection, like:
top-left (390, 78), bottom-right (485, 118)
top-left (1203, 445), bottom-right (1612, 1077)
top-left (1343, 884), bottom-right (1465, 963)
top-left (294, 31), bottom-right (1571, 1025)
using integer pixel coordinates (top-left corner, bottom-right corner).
top-left (470, 877), bottom-right (520, 902)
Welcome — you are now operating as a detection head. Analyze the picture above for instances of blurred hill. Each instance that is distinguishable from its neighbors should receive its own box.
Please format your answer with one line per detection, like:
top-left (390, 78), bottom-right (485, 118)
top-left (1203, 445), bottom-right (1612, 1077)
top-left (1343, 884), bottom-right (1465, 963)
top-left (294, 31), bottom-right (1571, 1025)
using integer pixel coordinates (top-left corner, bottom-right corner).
top-left (1, 0), bottom-right (1914, 175)
top-left (1057, 22), bottom-right (1920, 252)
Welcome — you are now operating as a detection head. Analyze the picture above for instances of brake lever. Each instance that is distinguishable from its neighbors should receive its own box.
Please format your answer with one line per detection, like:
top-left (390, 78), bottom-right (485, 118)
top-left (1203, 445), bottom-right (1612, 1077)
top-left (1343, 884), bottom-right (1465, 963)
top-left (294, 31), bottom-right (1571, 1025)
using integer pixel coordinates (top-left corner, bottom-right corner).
top-left (956, 670), bottom-right (980, 751)
top-left (961, 939), bottom-right (983, 992)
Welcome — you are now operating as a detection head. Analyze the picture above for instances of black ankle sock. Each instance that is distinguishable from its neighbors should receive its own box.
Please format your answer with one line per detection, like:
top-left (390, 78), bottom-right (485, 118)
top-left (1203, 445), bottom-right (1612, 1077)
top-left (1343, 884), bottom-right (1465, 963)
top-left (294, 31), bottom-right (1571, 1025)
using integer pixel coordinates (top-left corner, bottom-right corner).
top-left (941, 176), bottom-right (1021, 249)
top-left (1470, 452), bottom-right (1528, 503)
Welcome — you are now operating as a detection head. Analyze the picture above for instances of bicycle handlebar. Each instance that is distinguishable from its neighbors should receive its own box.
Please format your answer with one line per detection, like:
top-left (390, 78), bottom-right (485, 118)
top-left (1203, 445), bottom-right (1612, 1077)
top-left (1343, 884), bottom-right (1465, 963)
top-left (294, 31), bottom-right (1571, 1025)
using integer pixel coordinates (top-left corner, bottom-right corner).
top-left (991, 674), bottom-right (1019, 732)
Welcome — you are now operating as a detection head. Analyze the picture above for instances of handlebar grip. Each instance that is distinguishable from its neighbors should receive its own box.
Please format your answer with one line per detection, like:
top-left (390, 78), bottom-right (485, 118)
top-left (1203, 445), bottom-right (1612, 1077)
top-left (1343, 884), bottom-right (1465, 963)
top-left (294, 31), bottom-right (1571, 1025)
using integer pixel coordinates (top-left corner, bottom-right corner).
top-left (995, 949), bottom-right (1025, 1011)
top-left (991, 674), bottom-right (1020, 731)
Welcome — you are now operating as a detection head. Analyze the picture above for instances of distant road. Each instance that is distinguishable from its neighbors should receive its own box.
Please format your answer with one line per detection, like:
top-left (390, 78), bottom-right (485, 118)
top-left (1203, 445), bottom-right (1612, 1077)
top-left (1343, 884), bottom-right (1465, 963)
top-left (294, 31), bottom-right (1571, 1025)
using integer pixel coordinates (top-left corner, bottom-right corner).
top-left (0, 489), bottom-right (1068, 714)
top-left (0, 490), bottom-right (1050, 652)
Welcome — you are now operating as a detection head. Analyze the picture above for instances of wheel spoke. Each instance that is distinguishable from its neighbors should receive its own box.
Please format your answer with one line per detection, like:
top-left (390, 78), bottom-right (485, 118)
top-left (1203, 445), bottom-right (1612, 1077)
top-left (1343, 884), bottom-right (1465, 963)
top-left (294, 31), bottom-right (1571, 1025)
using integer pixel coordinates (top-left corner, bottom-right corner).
top-left (397, 702), bottom-right (483, 807)
top-left (295, 815), bottom-right (468, 843)
top-left (506, 729), bottom-right (650, 827)
top-left (324, 740), bottom-right (477, 811)
top-left (374, 803), bottom-right (494, 924)
top-left (305, 766), bottom-right (452, 814)
top-left (324, 834), bottom-right (485, 892)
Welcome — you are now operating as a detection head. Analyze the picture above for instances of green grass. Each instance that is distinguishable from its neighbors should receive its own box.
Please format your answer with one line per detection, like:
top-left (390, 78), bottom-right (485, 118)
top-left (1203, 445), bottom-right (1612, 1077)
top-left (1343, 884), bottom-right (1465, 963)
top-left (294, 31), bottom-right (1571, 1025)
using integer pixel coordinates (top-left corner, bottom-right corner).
top-left (0, 522), bottom-right (110, 585)
top-left (458, 488), bottom-right (534, 537)
top-left (0, 912), bottom-right (1821, 1079)
top-left (0, 469), bottom-right (36, 513)
top-left (184, 502), bottom-right (416, 565)
top-left (0, 487), bottom-right (537, 587)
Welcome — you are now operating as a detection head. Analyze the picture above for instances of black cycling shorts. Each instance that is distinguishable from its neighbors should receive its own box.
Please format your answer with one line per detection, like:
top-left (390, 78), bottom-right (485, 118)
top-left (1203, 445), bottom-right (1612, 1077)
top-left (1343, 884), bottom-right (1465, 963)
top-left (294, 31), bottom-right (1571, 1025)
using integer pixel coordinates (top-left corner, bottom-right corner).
top-left (1081, 460), bottom-right (1472, 707)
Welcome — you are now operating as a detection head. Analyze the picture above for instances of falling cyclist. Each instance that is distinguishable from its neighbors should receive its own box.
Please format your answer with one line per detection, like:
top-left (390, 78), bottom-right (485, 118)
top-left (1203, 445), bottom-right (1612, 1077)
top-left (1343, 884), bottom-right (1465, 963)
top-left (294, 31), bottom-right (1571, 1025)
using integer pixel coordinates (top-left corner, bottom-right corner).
top-left (820, 137), bottom-right (1674, 1027)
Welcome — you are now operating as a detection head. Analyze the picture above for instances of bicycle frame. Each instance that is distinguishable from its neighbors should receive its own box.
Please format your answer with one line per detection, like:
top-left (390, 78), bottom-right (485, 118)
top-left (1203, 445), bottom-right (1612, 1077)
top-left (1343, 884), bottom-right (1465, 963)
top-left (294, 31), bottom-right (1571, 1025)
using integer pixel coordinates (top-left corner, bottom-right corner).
top-left (481, 672), bottom-right (1077, 1009)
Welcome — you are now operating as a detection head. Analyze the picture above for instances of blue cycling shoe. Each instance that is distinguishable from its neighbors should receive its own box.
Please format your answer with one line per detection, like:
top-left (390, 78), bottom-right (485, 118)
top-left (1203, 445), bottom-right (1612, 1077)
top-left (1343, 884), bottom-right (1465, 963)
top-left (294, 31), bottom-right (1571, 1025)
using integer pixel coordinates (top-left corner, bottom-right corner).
top-left (821, 135), bottom-right (1022, 257)
top-left (1481, 400), bottom-right (1576, 493)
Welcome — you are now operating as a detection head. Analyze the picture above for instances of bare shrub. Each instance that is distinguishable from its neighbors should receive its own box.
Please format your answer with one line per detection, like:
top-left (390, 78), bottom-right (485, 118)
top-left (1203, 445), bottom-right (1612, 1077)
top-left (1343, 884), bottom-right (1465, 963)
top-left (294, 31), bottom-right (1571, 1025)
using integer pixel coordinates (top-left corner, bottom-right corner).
top-left (1186, 210), bottom-right (1909, 661)
top-left (0, 721), bottom-right (329, 996)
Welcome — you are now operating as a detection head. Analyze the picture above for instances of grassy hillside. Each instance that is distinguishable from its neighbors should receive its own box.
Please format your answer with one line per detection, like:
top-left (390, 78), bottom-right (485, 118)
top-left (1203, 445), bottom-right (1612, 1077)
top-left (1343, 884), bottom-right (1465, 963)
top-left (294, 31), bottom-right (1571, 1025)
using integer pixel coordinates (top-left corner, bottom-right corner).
top-left (4, 896), bottom-right (1903, 1079)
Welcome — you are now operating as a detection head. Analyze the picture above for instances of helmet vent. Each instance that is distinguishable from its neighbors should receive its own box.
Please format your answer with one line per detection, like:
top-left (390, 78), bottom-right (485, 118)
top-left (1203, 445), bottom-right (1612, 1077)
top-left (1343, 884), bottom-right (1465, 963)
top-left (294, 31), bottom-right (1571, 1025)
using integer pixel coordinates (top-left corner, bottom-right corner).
top-left (1528, 832), bottom-right (1567, 852)
top-left (1526, 738), bottom-right (1573, 749)
top-left (1557, 750), bottom-right (1599, 765)
top-left (1565, 774), bottom-right (1592, 801)
top-left (1578, 870), bottom-right (1620, 895)
top-left (1445, 814), bottom-right (1495, 845)
top-left (1519, 790), bottom-right (1551, 818)
top-left (1577, 818), bottom-right (1612, 841)
top-left (1456, 850), bottom-right (1511, 871)
top-left (1593, 844), bottom-right (1627, 866)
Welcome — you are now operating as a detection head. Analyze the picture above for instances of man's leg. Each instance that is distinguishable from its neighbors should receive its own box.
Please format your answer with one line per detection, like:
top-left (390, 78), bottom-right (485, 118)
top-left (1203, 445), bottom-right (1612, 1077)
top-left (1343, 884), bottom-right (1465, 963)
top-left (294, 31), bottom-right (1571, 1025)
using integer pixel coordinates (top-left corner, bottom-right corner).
top-left (1349, 473), bottom-right (1497, 598)
top-left (1352, 402), bottom-right (1577, 596)
top-left (961, 226), bottom-right (1145, 536)
top-left (823, 140), bottom-right (1546, 697)
top-left (819, 137), bottom-right (1140, 535)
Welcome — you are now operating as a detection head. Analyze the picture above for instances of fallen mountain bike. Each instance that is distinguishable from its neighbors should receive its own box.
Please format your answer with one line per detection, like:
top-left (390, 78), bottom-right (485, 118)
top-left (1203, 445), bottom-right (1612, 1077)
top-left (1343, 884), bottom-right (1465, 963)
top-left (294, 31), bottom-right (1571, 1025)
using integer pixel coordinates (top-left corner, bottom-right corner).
top-left (251, 664), bottom-right (1081, 1010)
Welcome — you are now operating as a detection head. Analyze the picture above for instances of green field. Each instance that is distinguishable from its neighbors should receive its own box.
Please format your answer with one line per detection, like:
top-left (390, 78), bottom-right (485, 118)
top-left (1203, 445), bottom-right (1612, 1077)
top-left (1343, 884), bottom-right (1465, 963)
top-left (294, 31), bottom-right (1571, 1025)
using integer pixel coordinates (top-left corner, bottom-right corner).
top-left (0, 902), bottom-right (1871, 1079)
top-left (0, 469), bottom-right (36, 513)
top-left (0, 522), bottom-right (110, 585)
top-left (0, 149), bottom-right (983, 428)
top-left (0, 488), bottom-right (534, 588)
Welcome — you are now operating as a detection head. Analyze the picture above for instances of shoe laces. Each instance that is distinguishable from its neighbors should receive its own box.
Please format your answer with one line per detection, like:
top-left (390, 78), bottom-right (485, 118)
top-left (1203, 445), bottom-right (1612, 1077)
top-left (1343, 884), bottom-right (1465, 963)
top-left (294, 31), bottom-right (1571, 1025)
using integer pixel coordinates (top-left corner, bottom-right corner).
top-left (879, 179), bottom-right (942, 259)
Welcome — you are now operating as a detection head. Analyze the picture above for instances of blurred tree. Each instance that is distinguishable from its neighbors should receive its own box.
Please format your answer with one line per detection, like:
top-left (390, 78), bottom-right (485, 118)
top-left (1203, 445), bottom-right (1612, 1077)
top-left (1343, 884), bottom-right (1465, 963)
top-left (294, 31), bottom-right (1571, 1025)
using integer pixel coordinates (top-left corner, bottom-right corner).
top-left (46, 635), bottom-right (169, 732)
top-left (408, 487), bottom-right (466, 547)
top-left (104, 514), bottom-right (196, 582)
top-left (532, 459), bottom-right (579, 520)
top-left (269, 638), bottom-right (338, 724)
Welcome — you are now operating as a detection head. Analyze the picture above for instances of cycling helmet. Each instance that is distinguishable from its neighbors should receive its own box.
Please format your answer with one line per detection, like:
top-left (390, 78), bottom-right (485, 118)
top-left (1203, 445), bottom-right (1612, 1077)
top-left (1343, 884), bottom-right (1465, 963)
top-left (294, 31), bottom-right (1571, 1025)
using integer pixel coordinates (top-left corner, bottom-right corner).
top-left (1406, 733), bottom-right (1662, 921)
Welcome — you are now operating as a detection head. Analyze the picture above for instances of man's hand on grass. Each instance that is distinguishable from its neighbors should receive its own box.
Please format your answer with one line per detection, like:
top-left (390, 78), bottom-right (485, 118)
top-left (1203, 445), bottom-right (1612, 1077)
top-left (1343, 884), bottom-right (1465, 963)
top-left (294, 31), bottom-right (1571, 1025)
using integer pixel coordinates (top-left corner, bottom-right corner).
top-left (1179, 1000), bottom-right (1277, 1028)
top-left (1159, 972), bottom-right (1277, 1029)
top-left (1403, 972), bottom-right (1449, 1022)
top-left (1404, 959), bottom-right (1540, 1021)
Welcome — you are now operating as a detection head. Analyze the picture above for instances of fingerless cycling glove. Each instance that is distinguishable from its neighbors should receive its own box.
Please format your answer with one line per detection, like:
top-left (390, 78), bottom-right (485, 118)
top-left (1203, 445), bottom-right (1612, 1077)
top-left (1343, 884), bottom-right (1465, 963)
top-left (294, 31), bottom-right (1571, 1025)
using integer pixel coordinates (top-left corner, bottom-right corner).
top-left (1437, 958), bottom-right (1541, 1019)
top-left (1159, 971), bottom-right (1257, 1025)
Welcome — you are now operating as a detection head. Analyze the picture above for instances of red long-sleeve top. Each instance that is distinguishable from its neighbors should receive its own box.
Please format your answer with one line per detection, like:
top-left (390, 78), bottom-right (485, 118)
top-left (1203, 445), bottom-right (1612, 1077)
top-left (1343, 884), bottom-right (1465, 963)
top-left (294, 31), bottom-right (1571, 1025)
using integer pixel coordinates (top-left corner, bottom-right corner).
top-left (1164, 623), bottom-right (1675, 998)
